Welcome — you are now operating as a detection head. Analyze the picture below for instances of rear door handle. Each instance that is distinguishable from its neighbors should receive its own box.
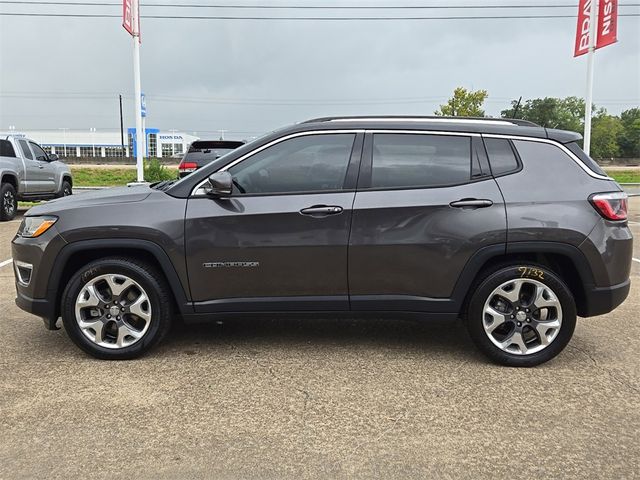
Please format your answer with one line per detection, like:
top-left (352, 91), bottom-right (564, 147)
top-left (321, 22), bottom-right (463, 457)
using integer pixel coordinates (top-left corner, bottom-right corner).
top-left (300, 205), bottom-right (343, 217)
top-left (449, 198), bottom-right (493, 209)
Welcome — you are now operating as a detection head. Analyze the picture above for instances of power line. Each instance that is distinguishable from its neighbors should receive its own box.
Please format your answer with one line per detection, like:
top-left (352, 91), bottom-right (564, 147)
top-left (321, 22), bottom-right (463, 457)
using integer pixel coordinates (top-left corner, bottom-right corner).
top-left (2, 1), bottom-right (640, 7)
top-left (2, 12), bottom-right (640, 19)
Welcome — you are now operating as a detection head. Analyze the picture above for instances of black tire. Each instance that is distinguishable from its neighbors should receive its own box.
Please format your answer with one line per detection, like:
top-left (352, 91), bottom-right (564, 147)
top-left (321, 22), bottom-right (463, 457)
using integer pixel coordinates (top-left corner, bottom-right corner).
top-left (0, 182), bottom-right (17, 221)
top-left (466, 264), bottom-right (577, 367)
top-left (57, 180), bottom-right (72, 198)
top-left (61, 257), bottom-right (173, 360)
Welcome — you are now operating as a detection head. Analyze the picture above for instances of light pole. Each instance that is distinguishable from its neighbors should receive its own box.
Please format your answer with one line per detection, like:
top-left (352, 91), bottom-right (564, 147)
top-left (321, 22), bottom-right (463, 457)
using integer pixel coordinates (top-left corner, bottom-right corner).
top-left (90, 127), bottom-right (96, 157)
top-left (58, 127), bottom-right (68, 157)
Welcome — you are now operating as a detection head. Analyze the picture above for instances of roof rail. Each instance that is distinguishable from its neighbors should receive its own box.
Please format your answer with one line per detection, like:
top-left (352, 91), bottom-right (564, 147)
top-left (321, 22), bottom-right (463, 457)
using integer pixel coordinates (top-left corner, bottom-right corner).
top-left (302, 115), bottom-right (540, 128)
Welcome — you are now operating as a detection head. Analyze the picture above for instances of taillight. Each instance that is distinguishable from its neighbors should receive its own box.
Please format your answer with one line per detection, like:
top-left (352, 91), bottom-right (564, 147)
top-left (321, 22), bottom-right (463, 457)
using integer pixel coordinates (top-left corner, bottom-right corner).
top-left (590, 192), bottom-right (628, 221)
top-left (179, 161), bottom-right (198, 173)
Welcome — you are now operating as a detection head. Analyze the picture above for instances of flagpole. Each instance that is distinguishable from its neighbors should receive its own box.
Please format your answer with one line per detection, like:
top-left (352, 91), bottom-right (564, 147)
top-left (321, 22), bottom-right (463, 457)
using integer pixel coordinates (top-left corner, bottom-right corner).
top-left (132, 0), bottom-right (145, 182)
top-left (583, 0), bottom-right (598, 156)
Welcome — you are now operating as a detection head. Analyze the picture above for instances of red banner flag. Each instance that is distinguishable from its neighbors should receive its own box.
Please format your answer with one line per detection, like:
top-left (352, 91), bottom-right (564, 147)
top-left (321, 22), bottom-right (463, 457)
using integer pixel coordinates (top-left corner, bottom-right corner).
top-left (574, 0), bottom-right (592, 57)
top-left (122, 0), bottom-right (134, 36)
top-left (596, 0), bottom-right (618, 50)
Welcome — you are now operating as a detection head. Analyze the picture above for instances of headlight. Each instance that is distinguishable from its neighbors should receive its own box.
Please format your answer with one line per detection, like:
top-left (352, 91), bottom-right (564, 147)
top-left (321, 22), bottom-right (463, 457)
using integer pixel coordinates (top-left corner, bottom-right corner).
top-left (18, 216), bottom-right (58, 238)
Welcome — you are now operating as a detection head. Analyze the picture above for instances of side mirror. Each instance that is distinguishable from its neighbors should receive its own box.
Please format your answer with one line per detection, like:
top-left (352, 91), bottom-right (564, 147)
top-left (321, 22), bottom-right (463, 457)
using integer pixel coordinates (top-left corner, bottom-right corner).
top-left (206, 171), bottom-right (233, 197)
top-left (48, 153), bottom-right (59, 162)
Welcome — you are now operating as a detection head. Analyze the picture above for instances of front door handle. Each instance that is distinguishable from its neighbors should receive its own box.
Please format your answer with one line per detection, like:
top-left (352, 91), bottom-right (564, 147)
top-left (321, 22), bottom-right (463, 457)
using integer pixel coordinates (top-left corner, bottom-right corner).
top-left (449, 198), bottom-right (493, 209)
top-left (300, 205), bottom-right (343, 217)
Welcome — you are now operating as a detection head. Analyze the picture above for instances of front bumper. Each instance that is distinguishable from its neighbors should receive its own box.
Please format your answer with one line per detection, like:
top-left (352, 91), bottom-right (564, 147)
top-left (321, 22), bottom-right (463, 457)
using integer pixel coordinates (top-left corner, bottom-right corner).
top-left (15, 289), bottom-right (59, 329)
top-left (581, 278), bottom-right (631, 317)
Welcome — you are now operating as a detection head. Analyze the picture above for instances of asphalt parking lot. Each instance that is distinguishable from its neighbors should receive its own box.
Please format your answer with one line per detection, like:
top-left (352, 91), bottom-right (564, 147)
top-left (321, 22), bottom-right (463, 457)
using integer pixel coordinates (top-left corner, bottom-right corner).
top-left (0, 200), bottom-right (639, 479)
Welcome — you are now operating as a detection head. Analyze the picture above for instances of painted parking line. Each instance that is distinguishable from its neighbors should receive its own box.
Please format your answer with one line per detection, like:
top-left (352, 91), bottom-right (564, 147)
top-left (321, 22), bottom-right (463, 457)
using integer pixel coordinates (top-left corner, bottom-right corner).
top-left (0, 258), bottom-right (12, 268)
top-left (633, 258), bottom-right (640, 264)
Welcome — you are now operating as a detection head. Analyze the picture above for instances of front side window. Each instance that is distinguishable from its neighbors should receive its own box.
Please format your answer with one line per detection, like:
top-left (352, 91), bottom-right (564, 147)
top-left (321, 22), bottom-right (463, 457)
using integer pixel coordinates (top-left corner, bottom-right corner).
top-left (228, 134), bottom-right (355, 194)
top-left (370, 134), bottom-right (472, 189)
top-left (484, 138), bottom-right (519, 175)
top-left (18, 140), bottom-right (33, 160)
top-left (30, 142), bottom-right (49, 161)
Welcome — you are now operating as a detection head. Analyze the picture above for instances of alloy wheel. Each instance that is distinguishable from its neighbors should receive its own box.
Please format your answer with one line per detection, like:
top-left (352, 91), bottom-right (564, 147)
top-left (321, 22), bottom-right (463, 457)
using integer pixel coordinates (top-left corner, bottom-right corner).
top-left (74, 274), bottom-right (152, 349)
top-left (3, 190), bottom-right (15, 216)
top-left (482, 278), bottom-right (563, 355)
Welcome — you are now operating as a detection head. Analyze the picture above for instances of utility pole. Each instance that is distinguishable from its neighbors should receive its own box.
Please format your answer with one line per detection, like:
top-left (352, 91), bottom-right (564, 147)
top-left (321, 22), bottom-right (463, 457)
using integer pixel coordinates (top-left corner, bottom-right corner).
top-left (119, 94), bottom-right (125, 156)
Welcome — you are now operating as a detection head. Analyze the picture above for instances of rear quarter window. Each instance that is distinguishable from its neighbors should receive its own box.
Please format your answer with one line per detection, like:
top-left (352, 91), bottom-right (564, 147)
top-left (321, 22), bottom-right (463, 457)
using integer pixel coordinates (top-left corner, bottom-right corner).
top-left (483, 137), bottom-right (520, 175)
top-left (511, 139), bottom-right (595, 178)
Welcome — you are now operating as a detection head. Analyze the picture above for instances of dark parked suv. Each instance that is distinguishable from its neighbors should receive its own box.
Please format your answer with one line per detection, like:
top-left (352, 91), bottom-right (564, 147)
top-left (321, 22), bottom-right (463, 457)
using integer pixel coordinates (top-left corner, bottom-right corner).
top-left (12, 116), bottom-right (632, 366)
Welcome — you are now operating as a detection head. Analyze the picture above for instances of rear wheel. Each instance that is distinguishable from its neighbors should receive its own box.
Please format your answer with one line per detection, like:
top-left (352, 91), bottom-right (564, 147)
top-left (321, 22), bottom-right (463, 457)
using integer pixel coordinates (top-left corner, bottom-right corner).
top-left (466, 264), bottom-right (576, 367)
top-left (61, 257), bottom-right (173, 359)
top-left (0, 183), bottom-right (17, 221)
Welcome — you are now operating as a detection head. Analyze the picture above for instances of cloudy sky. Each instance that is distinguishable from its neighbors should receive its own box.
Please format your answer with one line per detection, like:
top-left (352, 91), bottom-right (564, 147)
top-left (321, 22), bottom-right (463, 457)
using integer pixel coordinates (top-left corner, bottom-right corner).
top-left (1, 1), bottom-right (638, 139)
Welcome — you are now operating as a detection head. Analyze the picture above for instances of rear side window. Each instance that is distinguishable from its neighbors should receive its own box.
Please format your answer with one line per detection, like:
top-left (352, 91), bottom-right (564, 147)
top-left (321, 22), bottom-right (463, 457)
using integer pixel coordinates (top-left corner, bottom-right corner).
top-left (0, 140), bottom-right (16, 157)
top-left (18, 140), bottom-right (34, 160)
top-left (484, 138), bottom-right (519, 175)
top-left (370, 134), bottom-right (471, 189)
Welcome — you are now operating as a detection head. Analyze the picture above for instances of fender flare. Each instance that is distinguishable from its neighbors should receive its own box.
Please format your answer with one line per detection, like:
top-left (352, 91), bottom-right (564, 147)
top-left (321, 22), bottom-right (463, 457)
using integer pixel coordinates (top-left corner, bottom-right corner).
top-left (46, 238), bottom-right (193, 318)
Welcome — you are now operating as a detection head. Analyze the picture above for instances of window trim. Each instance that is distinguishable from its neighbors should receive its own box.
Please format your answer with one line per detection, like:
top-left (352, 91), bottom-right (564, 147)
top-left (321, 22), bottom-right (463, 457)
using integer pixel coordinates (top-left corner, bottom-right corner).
top-left (191, 130), bottom-right (364, 196)
top-left (482, 134), bottom-right (611, 180)
top-left (358, 130), bottom-right (482, 191)
top-left (29, 141), bottom-right (49, 162)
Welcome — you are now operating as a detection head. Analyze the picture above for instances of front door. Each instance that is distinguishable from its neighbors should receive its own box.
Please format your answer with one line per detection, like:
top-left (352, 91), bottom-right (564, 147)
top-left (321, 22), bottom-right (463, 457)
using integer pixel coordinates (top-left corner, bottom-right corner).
top-left (29, 141), bottom-right (57, 193)
top-left (185, 132), bottom-right (362, 312)
top-left (348, 132), bottom-right (507, 312)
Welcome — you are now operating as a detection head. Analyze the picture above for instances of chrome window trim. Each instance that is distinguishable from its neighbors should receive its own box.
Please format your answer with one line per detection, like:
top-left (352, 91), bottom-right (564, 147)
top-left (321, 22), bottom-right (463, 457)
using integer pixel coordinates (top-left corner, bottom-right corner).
top-left (368, 129), bottom-right (480, 137)
top-left (483, 134), bottom-right (612, 180)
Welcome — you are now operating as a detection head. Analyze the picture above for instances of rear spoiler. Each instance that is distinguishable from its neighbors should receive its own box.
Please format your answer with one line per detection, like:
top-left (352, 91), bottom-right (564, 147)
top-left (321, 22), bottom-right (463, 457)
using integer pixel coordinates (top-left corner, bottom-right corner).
top-left (545, 128), bottom-right (582, 144)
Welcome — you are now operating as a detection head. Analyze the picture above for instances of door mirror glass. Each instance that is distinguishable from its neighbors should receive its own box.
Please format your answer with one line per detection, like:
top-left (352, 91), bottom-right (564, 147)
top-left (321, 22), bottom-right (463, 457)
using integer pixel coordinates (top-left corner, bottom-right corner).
top-left (206, 171), bottom-right (233, 197)
top-left (48, 153), bottom-right (59, 162)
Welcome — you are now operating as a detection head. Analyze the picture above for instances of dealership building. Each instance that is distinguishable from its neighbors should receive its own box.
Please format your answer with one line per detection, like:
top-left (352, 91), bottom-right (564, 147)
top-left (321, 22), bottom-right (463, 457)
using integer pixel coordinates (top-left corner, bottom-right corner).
top-left (5, 128), bottom-right (200, 159)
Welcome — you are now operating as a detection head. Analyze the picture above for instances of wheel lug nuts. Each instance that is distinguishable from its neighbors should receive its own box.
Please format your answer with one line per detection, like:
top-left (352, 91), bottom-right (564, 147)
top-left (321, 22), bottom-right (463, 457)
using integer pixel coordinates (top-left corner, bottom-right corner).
top-left (107, 314), bottom-right (111, 319)
top-left (121, 307), bottom-right (125, 312)
top-left (527, 319), bottom-right (531, 323)
top-left (517, 322), bottom-right (522, 327)
top-left (511, 315), bottom-right (515, 319)
top-left (117, 316), bottom-right (121, 320)
top-left (526, 308), bottom-right (530, 313)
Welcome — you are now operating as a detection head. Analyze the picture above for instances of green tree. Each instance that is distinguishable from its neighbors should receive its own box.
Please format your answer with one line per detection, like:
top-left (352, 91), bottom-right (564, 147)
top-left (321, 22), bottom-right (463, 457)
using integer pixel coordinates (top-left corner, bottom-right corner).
top-left (590, 113), bottom-right (623, 158)
top-left (435, 87), bottom-right (488, 117)
top-left (618, 108), bottom-right (640, 157)
top-left (501, 96), bottom-right (586, 132)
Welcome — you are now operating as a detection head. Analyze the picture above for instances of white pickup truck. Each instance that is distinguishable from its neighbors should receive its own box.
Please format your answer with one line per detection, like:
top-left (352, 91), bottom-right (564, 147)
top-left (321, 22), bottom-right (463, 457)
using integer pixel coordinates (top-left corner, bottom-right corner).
top-left (0, 135), bottom-right (73, 221)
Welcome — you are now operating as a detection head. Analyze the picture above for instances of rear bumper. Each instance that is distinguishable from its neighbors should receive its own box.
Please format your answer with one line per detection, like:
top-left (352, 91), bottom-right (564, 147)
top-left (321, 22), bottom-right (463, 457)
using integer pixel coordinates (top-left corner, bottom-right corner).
top-left (581, 278), bottom-right (631, 317)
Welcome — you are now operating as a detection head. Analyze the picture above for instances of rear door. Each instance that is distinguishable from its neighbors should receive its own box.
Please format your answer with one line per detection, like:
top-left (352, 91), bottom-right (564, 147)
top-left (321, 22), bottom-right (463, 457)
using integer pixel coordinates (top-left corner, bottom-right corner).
top-left (348, 131), bottom-right (506, 312)
top-left (185, 132), bottom-right (363, 312)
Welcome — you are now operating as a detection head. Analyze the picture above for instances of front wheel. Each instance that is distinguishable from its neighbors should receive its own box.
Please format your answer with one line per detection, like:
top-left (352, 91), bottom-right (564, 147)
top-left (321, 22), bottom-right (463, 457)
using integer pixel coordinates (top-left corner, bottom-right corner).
top-left (57, 180), bottom-right (72, 198)
top-left (61, 257), bottom-right (173, 359)
top-left (0, 183), bottom-right (17, 221)
top-left (466, 264), bottom-right (577, 367)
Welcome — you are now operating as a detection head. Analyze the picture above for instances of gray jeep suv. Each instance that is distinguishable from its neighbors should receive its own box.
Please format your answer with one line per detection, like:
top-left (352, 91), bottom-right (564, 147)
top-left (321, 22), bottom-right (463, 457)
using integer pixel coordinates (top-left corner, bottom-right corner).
top-left (12, 116), bottom-right (632, 366)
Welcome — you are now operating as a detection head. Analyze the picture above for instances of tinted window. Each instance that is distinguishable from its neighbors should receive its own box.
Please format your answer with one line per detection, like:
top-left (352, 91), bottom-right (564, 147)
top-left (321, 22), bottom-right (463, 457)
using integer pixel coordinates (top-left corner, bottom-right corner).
top-left (0, 140), bottom-right (16, 157)
top-left (370, 134), bottom-right (471, 189)
top-left (228, 134), bottom-right (355, 194)
top-left (484, 138), bottom-right (519, 175)
top-left (30, 142), bottom-right (48, 161)
top-left (184, 148), bottom-right (236, 167)
top-left (18, 140), bottom-right (33, 160)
